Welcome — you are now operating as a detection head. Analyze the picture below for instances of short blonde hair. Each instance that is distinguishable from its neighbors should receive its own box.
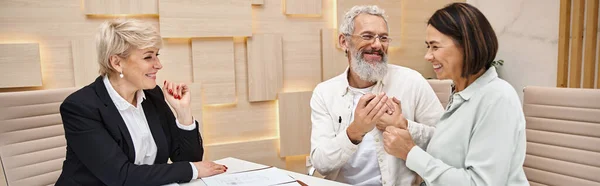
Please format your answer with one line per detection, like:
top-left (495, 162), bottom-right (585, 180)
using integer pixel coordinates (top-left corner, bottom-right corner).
top-left (96, 19), bottom-right (162, 76)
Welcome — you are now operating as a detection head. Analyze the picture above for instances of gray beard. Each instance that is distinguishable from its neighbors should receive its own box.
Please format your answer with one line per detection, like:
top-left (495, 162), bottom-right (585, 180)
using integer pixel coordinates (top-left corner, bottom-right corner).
top-left (350, 49), bottom-right (388, 83)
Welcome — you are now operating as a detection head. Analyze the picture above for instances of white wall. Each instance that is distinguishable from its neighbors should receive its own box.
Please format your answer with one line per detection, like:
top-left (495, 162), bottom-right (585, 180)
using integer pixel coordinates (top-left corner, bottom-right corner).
top-left (468, 0), bottom-right (560, 100)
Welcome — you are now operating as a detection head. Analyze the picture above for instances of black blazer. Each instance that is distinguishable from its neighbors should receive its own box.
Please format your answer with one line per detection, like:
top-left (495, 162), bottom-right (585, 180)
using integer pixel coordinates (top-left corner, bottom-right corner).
top-left (56, 76), bottom-right (204, 186)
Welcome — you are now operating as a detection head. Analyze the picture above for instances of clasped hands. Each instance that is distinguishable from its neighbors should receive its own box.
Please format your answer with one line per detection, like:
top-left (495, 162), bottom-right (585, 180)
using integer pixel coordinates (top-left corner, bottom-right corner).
top-left (346, 92), bottom-right (416, 160)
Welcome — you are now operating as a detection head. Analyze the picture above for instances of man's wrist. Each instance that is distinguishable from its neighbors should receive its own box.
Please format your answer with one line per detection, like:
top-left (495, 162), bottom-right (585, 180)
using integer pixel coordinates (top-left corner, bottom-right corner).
top-left (347, 123), bottom-right (366, 144)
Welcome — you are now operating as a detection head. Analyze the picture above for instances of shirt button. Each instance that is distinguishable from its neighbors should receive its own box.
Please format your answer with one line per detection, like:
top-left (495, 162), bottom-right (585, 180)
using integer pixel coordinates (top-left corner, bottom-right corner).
top-left (375, 138), bottom-right (380, 142)
top-left (379, 159), bottom-right (383, 162)
top-left (383, 181), bottom-right (387, 184)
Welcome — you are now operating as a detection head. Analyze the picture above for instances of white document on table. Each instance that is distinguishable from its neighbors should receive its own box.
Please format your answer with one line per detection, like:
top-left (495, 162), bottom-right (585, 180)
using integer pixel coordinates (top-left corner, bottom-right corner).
top-left (201, 167), bottom-right (300, 186)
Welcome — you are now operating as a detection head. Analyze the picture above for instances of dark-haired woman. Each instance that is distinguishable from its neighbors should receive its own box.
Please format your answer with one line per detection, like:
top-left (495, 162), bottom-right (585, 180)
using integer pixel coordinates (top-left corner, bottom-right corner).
top-left (381, 3), bottom-right (529, 186)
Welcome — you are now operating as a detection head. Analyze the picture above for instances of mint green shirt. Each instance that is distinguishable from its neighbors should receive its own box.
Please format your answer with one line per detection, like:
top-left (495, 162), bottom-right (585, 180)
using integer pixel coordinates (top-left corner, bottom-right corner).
top-left (406, 67), bottom-right (529, 186)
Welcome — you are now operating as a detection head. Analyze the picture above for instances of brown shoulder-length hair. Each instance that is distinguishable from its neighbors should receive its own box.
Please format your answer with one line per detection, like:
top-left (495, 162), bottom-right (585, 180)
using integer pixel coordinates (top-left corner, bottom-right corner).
top-left (428, 3), bottom-right (498, 78)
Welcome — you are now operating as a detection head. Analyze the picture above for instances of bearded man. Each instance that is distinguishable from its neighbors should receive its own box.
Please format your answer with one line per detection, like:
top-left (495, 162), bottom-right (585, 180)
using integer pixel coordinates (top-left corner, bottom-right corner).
top-left (309, 5), bottom-right (445, 186)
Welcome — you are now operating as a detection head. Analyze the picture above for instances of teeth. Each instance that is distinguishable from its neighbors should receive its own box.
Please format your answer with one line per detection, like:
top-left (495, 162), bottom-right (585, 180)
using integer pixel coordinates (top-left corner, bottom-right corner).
top-left (433, 64), bottom-right (442, 69)
top-left (364, 51), bottom-right (382, 55)
top-left (145, 74), bottom-right (156, 77)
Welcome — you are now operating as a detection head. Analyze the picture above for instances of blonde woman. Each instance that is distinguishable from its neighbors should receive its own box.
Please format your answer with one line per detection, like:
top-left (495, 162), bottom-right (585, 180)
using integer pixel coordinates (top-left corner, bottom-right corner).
top-left (56, 19), bottom-right (226, 185)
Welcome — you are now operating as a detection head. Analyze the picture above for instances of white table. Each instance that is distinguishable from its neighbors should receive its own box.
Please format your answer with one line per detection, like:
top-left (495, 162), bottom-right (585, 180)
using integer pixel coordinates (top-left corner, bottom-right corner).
top-left (179, 157), bottom-right (350, 186)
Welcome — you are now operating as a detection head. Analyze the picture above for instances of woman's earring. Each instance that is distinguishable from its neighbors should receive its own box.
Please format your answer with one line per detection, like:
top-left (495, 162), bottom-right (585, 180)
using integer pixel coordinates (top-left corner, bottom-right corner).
top-left (119, 72), bottom-right (124, 78)
top-left (344, 49), bottom-right (348, 57)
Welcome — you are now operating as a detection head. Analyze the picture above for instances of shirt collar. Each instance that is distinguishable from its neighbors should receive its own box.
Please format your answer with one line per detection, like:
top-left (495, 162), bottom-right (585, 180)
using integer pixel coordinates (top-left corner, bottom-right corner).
top-left (103, 75), bottom-right (146, 110)
top-left (341, 65), bottom-right (389, 96)
top-left (455, 67), bottom-right (498, 101)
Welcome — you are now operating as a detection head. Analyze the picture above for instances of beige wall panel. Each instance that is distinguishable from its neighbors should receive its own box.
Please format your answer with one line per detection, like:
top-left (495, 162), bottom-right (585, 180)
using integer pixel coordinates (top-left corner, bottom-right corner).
top-left (285, 0), bottom-right (322, 15)
top-left (0, 1), bottom-right (157, 39)
top-left (0, 0), bottom-right (105, 38)
top-left (192, 38), bottom-right (236, 105)
top-left (0, 43), bottom-right (42, 88)
top-left (84, 0), bottom-right (158, 15)
top-left (247, 34), bottom-right (283, 102)
top-left (204, 138), bottom-right (285, 168)
top-left (202, 101), bottom-right (278, 144)
top-left (251, 0), bottom-right (335, 92)
top-left (282, 32), bottom-right (323, 92)
top-left (156, 39), bottom-right (193, 85)
top-left (158, 0), bottom-right (252, 38)
top-left (251, 0), bottom-right (334, 34)
top-left (252, 0), bottom-right (264, 5)
top-left (188, 83), bottom-right (203, 131)
top-left (202, 40), bottom-right (279, 144)
top-left (337, 0), bottom-right (401, 48)
top-left (321, 28), bottom-right (347, 81)
top-left (278, 91), bottom-right (312, 157)
top-left (71, 38), bottom-right (99, 87)
top-left (39, 41), bottom-right (77, 89)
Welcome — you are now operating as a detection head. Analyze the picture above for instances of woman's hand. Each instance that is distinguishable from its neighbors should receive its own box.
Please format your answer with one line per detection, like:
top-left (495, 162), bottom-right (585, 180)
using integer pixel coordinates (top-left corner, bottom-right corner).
top-left (162, 80), bottom-right (193, 125)
top-left (377, 97), bottom-right (408, 131)
top-left (193, 161), bottom-right (227, 178)
top-left (383, 126), bottom-right (416, 160)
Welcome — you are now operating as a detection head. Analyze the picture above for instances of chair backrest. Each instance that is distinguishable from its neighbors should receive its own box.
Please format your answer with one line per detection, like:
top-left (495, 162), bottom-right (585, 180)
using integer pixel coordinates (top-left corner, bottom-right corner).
top-left (522, 86), bottom-right (600, 186)
top-left (0, 88), bottom-right (77, 186)
top-left (427, 79), bottom-right (452, 108)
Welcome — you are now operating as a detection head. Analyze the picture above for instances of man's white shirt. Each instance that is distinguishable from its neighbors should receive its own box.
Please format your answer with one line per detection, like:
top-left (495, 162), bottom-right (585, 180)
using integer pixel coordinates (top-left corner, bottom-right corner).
top-left (309, 64), bottom-right (444, 186)
top-left (337, 86), bottom-right (382, 186)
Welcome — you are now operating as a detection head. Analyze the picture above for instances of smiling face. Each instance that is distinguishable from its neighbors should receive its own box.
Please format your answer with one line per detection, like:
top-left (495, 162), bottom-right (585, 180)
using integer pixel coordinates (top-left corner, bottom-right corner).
top-left (344, 13), bottom-right (390, 82)
top-left (424, 25), bottom-right (464, 81)
top-left (118, 47), bottom-right (162, 90)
